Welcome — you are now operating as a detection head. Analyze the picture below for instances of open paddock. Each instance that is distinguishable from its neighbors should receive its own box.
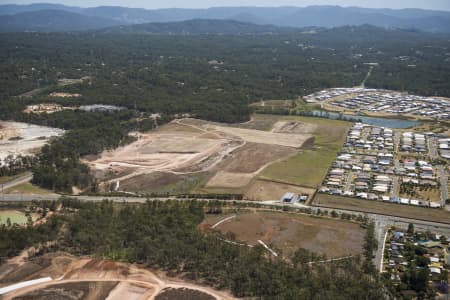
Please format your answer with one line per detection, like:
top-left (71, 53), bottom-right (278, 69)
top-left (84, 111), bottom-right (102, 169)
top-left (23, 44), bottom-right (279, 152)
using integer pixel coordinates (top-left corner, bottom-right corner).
top-left (261, 116), bottom-right (350, 187)
top-left (202, 211), bottom-right (365, 258)
top-left (314, 194), bottom-right (450, 224)
top-left (205, 171), bottom-right (254, 189)
top-left (244, 179), bottom-right (316, 201)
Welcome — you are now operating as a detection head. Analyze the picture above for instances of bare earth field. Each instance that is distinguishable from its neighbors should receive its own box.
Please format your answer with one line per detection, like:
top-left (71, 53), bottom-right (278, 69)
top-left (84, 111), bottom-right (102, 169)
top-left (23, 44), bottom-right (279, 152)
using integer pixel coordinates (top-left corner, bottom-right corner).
top-left (314, 194), bottom-right (450, 224)
top-left (0, 253), bottom-right (235, 300)
top-left (244, 179), bottom-right (316, 201)
top-left (207, 124), bottom-right (312, 148)
top-left (202, 211), bottom-right (365, 258)
top-left (205, 171), bottom-right (254, 189)
top-left (216, 142), bottom-right (297, 173)
top-left (120, 172), bottom-right (208, 195)
top-left (0, 121), bottom-right (64, 162)
top-left (86, 118), bottom-right (313, 194)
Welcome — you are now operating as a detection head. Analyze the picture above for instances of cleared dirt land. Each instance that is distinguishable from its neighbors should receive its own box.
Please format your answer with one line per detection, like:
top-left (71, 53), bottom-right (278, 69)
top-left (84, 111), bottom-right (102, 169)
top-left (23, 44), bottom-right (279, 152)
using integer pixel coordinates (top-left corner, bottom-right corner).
top-left (0, 253), bottom-right (235, 300)
top-left (314, 194), bottom-right (450, 224)
top-left (0, 121), bottom-right (64, 162)
top-left (87, 118), bottom-right (313, 194)
top-left (202, 211), bottom-right (365, 258)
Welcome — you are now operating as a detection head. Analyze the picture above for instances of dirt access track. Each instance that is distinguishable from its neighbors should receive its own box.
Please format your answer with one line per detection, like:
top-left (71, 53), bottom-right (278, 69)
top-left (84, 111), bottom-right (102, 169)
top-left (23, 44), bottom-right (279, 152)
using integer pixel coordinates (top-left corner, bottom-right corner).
top-left (0, 253), bottom-right (236, 300)
top-left (86, 118), bottom-right (313, 192)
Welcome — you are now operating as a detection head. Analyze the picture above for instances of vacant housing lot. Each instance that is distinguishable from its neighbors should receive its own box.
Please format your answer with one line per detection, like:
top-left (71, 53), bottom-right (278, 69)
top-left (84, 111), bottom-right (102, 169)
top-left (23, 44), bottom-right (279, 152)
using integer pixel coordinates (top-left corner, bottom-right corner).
top-left (203, 211), bottom-right (365, 258)
top-left (87, 117), bottom-right (314, 194)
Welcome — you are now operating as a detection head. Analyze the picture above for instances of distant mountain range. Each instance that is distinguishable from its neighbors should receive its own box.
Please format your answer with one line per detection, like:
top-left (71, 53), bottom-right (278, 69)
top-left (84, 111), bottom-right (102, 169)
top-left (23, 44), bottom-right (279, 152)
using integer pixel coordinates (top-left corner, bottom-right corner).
top-left (101, 19), bottom-right (299, 35)
top-left (1, 3), bottom-right (450, 33)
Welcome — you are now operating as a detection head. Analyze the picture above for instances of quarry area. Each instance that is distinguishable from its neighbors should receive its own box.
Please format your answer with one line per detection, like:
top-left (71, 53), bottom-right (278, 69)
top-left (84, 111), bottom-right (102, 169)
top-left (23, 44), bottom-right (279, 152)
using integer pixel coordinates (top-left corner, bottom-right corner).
top-left (0, 253), bottom-right (234, 300)
top-left (86, 118), bottom-right (314, 198)
top-left (0, 121), bottom-right (64, 165)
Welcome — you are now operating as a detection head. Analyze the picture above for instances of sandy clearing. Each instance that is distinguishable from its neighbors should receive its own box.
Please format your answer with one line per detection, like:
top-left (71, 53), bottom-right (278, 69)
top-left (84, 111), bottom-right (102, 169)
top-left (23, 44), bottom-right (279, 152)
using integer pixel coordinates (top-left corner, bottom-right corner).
top-left (0, 121), bottom-right (64, 162)
top-left (205, 172), bottom-right (254, 188)
top-left (106, 281), bottom-right (154, 300)
top-left (2, 255), bottom-right (236, 300)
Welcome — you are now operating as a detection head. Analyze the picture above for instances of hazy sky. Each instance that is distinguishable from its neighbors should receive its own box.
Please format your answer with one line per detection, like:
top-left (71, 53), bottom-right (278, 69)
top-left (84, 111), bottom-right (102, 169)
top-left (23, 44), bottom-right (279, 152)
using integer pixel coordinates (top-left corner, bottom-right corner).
top-left (3, 0), bottom-right (450, 11)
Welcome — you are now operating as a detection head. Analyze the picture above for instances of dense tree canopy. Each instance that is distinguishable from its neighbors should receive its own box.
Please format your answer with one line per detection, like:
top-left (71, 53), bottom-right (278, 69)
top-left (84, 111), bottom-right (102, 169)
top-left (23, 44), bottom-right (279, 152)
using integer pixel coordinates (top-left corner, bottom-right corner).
top-left (0, 199), bottom-right (385, 299)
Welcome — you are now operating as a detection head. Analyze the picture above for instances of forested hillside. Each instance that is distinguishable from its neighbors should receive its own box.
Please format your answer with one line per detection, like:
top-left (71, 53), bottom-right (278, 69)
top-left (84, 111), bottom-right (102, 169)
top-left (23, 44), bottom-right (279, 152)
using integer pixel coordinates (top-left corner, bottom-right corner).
top-left (0, 25), bottom-right (449, 192)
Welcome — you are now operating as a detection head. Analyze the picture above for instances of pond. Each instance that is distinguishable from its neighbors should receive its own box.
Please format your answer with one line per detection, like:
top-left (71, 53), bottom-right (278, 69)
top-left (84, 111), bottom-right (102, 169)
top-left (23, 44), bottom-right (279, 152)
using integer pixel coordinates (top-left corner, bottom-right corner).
top-left (311, 110), bottom-right (420, 128)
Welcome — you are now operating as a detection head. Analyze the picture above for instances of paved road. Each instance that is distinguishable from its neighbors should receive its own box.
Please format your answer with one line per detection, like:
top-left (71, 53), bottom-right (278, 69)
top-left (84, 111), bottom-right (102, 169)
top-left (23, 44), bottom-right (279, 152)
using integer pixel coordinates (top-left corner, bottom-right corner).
top-left (344, 171), bottom-right (353, 192)
top-left (428, 137), bottom-right (438, 159)
top-left (390, 176), bottom-right (399, 198)
top-left (360, 66), bottom-right (374, 88)
top-left (437, 166), bottom-right (449, 205)
top-left (394, 132), bottom-right (401, 153)
top-left (0, 174), bottom-right (33, 193)
top-left (374, 220), bottom-right (387, 271)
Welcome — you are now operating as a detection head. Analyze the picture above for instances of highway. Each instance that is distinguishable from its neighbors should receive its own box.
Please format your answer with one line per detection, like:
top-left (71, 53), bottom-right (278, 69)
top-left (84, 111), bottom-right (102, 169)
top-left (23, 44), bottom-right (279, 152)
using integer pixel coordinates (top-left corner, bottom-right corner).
top-left (2, 193), bottom-right (450, 272)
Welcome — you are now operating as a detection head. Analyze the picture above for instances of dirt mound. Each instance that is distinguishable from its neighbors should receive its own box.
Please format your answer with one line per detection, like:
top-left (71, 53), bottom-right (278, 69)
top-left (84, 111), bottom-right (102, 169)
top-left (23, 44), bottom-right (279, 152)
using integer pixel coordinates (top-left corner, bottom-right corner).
top-left (271, 121), bottom-right (317, 134)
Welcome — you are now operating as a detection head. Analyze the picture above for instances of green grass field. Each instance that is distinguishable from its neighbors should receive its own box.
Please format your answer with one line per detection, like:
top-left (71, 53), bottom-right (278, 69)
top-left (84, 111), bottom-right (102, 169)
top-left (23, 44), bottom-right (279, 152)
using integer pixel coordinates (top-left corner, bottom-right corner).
top-left (0, 210), bottom-right (36, 225)
top-left (4, 182), bottom-right (53, 195)
top-left (0, 173), bottom-right (28, 184)
top-left (260, 116), bottom-right (350, 188)
top-left (314, 194), bottom-right (450, 224)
